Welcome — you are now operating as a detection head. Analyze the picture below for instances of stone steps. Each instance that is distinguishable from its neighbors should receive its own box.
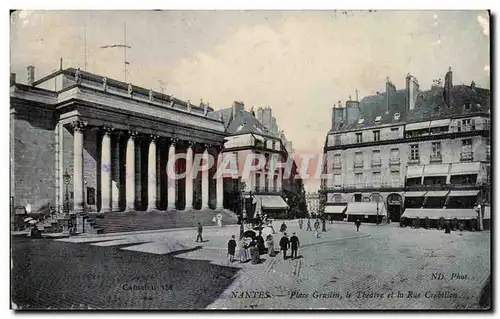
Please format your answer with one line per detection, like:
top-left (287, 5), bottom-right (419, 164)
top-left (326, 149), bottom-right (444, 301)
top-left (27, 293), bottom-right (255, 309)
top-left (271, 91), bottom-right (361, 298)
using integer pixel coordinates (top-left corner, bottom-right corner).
top-left (86, 209), bottom-right (238, 234)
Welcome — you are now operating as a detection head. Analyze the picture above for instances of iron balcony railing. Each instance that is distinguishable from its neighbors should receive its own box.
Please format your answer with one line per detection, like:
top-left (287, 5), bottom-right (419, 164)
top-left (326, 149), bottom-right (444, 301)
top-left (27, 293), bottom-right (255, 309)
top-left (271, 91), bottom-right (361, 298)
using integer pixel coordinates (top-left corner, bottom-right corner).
top-left (460, 151), bottom-right (474, 161)
top-left (429, 154), bottom-right (442, 163)
top-left (252, 186), bottom-right (282, 194)
top-left (353, 160), bottom-right (364, 168)
top-left (408, 158), bottom-right (420, 165)
top-left (405, 183), bottom-right (488, 191)
top-left (371, 159), bottom-right (382, 167)
top-left (333, 162), bottom-right (342, 169)
top-left (389, 158), bottom-right (400, 165)
top-left (324, 183), bottom-right (402, 191)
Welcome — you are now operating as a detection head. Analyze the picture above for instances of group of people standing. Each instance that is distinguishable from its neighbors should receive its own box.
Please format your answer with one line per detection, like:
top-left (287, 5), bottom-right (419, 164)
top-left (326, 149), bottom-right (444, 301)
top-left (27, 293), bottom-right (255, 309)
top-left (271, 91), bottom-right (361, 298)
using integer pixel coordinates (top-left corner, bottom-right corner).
top-left (297, 217), bottom-right (327, 238)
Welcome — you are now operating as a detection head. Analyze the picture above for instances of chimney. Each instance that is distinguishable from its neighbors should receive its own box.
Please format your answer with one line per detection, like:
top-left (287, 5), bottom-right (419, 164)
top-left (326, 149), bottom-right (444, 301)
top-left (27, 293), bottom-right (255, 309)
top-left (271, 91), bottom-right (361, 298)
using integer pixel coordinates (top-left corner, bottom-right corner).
top-left (385, 77), bottom-right (396, 114)
top-left (444, 67), bottom-right (453, 107)
top-left (406, 73), bottom-right (419, 111)
top-left (59, 58), bottom-right (63, 70)
top-left (27, 65), bottom-right (35, 86)
top-left (10, 73), bottom-right (16, 86)
top-left (232, 101), bottom-right (244, 118)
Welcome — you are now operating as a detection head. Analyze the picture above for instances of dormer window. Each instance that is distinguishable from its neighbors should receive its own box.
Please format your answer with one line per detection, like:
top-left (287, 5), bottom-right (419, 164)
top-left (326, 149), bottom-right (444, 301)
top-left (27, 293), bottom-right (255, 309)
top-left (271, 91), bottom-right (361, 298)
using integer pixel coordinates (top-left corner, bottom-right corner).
top-left (236, 124), bottom-right (245, 132)
top-left (464, 103), bottom-right (471, 110)
top-left (394, 113), bottom-right (401, 121)
top-left (358, 118), bottom-right (365, 125)
top-left (339, 122), bottom-right (344, 128)
top-left (375, 116), bottom-right (382, 123)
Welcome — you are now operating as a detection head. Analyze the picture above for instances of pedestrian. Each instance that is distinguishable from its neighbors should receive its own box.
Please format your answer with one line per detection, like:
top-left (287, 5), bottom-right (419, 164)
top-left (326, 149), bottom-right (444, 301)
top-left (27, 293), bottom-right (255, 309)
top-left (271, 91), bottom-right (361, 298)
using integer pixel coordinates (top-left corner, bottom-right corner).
top-left (290, 232), bottom-right (300, 260)
top-left (306, 218), bottom-right (312, 231)
top-left (227, 235), bottom-right (237, 262)
top-left (458, 221), bottom-right (465, 235)
top-left (314, 219), bottom-right (320, 232)
top-left (256, 230), bottom-right (266, 254)
top-left (268, 218), bottom-right (276, 234)
top-left (279, 233), bottom-right (290, 260)
top-left (322, 218), bottom-right (327, 232)
top-left (266, 234), bottom-right (275, 257)
top-left (280, 221), bottom-right (287, 233)
top-left (355, 219), bottom-right (361, 232)
top-left (298, 218), bottom-right (303, 230)
top-left (195, 222), bottom-right (203, 242)
top-left (217, 214), bottom-right (223, 227)
top-left (249, 241), bottom-right (260, 264)
top-left (330, 215), bottom-right (333, 224)
top-left (238, 238), bottom-right (249, 262)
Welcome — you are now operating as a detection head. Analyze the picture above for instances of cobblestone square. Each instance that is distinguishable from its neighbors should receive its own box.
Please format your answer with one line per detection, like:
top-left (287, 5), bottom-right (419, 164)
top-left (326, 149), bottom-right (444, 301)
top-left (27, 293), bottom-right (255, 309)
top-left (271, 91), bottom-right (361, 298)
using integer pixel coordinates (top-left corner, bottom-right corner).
top-left (11, 221), bottom-right (490, 310)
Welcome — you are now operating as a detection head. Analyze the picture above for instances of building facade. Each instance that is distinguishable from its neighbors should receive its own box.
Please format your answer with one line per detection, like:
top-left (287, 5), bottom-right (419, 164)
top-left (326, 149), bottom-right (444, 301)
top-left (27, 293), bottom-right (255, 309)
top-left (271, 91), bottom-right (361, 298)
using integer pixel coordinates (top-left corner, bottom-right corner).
top-left (306, 192), bottom-right (320, 217)
top-left (10, 66), bottom-right (300, 224)
top-left (322, 68), bottom-right (491, 225)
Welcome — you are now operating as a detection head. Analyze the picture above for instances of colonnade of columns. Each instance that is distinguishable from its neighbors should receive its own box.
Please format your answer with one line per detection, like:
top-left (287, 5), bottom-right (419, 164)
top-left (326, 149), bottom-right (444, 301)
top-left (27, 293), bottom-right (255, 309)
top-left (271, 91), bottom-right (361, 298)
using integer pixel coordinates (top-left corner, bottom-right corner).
top-left (69, 120), bottom-right (224, 213)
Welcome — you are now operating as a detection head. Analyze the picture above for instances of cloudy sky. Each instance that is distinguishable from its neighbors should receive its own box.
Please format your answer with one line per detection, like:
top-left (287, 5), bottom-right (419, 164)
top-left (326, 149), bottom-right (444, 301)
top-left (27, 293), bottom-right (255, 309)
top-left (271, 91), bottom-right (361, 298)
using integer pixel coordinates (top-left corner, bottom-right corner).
top-left (10, 10), bottom-right (490, 191)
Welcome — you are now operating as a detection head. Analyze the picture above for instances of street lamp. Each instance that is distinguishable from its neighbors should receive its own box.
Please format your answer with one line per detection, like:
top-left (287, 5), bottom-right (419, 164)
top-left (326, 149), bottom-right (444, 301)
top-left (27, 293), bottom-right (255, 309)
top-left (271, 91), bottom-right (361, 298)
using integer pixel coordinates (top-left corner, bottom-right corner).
top-left (376, 195), bottom-right (380, 225)
top-left (63, 170), bottom-right (71, 215)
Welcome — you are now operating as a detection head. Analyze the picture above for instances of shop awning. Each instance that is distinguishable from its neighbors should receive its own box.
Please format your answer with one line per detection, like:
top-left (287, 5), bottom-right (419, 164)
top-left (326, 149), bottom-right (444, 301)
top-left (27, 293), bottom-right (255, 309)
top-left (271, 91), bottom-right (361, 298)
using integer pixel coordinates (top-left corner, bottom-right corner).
top-left (448, 190), bottom-right (480, 197)
top-left (402, 208), bottom-right (476, 219)
top-left (404, 191), bottom-right (427, 197)
top-left (346, 202), bottom-right (386, 216)
top-left (450, 162), bottom-right (481, 175)
top-left (429, 119), bottom-right (450, 128)
top-left (324, 205), bottom-right (346, 214)
top-left (423, 164), bottom-right (450, 177)
top-left (442, 209), bottom-right (477, 220)
top-left (255, 195), bottom-right (288, 209)
top-left (406, 121), bottom-right (430, 131)
top-left (425, 191), bottom-right (450, 197)
top-left (407, 165), bottom-right (424, 178)
top-left (484, 206), bottom-right (491, 219)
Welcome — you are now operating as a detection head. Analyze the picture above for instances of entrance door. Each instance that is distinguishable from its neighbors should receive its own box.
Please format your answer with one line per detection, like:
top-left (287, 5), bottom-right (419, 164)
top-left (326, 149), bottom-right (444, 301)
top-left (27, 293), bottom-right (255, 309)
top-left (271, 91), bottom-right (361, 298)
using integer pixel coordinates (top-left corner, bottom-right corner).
top-left (387, 194), bottom-right (403, 222)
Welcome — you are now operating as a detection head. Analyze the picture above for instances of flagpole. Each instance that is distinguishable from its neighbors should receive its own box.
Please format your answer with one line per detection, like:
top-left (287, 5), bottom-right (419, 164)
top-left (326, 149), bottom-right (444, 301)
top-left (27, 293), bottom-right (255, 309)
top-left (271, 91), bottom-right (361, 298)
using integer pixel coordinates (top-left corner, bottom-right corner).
top-left (124, 22), bottom-right (127, 83)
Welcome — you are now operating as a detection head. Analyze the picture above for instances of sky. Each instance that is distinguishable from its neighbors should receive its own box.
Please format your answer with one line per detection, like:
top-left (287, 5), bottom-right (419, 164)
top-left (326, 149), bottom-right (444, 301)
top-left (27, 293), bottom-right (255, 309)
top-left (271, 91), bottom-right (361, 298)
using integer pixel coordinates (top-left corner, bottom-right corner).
top-left (10, 10), bottom-right (490, 192)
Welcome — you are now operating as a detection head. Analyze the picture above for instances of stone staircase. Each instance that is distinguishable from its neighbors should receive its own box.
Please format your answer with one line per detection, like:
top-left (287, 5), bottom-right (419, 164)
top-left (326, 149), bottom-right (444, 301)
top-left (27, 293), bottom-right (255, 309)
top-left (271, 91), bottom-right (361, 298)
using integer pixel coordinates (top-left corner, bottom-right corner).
top-left (36, 213), bottom-right (70, 234)
top-left (84, 209), bottom-right (238, 234)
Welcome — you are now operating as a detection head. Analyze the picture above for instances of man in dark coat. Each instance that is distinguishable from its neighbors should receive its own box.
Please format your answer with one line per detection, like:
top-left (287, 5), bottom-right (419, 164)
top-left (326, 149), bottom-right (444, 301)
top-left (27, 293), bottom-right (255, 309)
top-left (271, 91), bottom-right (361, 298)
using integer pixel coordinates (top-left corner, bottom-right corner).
top-left (355, 219), bottom-right (361, 232)
top-left (290, 232), bottom-right (300, 260)
top-left (255, 230), bottom-right (266, 254)
top-left (279, 233), bottom-right (290, 260)
top-left (322, 218), bottom-right (327, 232)
top-left (227, 235), bottom-right (237, 262)
top-left (196, 222), bottom-right (203, 242)
top-left (280, 221), bottom-right (287, 233)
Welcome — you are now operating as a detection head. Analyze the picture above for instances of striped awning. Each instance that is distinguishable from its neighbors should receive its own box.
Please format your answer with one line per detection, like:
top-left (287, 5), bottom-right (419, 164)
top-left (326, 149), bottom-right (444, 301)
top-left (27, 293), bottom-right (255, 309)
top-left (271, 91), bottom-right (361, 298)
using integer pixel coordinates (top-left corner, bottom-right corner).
top-left (425, 191), bottom-right (450, 197)
top-left (255, 195), bottom-right (288, 209)
top-left (448, 190), bottom-right (480, 197)
top-left (423, 164), bottom-right (450, 177)
top-left (346, 202), bottom-right (386, 216)
top-left (402, 208), bottom-right (477, 219)
top-left (407, 165), bottom-right (424, 178)
top-left (324, 205), bottom-right (346, 214)
top-left (429, 119), bottom-right (450, 128)
top-left (450, 162), bottom-right (481, 175)
top-left (404, 191), bottom-right (427, 197)
top-left (406, 121), bottom-right (430, 131)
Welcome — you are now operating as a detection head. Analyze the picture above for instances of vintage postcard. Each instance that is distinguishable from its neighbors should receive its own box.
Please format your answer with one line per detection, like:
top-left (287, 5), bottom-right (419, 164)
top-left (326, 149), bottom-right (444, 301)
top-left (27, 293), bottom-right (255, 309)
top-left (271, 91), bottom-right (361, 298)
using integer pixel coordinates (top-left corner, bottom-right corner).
top-left (10, 10), bottom-right (491, 310)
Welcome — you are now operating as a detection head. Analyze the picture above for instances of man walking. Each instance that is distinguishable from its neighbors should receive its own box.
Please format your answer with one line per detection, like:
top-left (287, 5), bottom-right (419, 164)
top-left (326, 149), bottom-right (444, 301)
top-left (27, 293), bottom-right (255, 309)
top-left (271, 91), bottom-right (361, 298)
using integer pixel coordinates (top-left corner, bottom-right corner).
top-left (279, 233), bottom-right (290, 260)
top-left (322, 218), bottom-right (327, 232)
top-left (227, 235), bottom-right (237, 262)
top-left (290, 232), bottom-right (300, 260)
top-left (355, 219), bottom-right (361, 232)
top-left (298, 218), bottom-right (303, 230)
top-left (306, 218), bottom-right (312, 231)
top-left (196, 222), bottom-right (203, 242)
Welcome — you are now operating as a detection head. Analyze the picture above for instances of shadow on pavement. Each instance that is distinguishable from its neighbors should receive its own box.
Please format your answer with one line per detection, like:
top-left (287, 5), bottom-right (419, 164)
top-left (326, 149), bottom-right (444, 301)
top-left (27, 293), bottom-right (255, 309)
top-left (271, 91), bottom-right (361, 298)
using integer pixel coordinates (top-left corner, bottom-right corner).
top-left (11, 237), bottom-right (241, 310)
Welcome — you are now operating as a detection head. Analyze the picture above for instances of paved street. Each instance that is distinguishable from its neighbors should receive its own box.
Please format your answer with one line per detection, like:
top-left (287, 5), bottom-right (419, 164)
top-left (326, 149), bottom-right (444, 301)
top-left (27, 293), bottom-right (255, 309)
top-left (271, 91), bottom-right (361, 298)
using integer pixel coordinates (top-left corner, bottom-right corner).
top-left (11, 221), bottom-right (490, 310)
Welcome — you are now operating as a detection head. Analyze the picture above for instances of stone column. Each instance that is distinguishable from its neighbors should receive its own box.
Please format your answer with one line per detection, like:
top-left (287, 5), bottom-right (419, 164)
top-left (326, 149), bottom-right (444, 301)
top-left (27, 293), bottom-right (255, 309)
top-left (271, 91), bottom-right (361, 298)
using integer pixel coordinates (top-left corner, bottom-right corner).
top-left (215, 147), bottom-right (224, 209)
top-left (184, 141), bottom-right (194, 210)
top-left (111, 132), bottom-right (122, 212)
top-left (147, 135), bottom-right (158, 211)
top-left (125, 131), bottom-right (137, 211)
top-left (71, 120), bottom-right (86, 213)
top-left (201, 145), bottom-right (210, 209)
top-left (100, 126), bottom-right (113, 213)
top-left (167, 139), bottom-right (177, 210)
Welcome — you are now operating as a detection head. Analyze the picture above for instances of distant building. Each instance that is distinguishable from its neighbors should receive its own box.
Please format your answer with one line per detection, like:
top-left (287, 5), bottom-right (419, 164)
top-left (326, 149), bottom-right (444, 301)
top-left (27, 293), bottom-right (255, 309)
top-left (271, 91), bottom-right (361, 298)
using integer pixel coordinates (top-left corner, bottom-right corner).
top-left (306, 192), bottom-right (320, 217)
top-left (322, 68), bottom-right (491, 226)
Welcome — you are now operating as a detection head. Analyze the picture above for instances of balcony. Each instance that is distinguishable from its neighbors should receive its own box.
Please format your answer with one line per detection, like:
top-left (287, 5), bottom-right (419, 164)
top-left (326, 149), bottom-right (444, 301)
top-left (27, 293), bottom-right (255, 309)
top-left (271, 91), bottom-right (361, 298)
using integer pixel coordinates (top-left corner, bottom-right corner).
top-left (389, 158), bottom-right (400, 166)
top-left (405, 182), bottom-right (487, 191)
top-left (460, 151), bottom-right (474, 162)
top-left (371, 159), bottom-right (382, 167)
top-left (353, 160), bottom-right (364, 168)
top-left (429, 154), bottom-right (442, 163)
top-left (324, 183), bottom-right (400, 192)
top-left (333, 162), bottom-right (342, 169)
top-left (252, 186), bottom-right (282, 194)
top-left (408, 158), bottom-right (420, 165)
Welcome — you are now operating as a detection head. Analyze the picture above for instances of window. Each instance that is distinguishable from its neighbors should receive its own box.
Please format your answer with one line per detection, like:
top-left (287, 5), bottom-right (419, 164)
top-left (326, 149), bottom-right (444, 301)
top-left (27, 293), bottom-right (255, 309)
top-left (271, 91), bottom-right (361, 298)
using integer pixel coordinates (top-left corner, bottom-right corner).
top-left (391, 172), bottom-right (400, 187)
top-left (409, 144), bottom-right (419, 162)
top-left (356, 132), bottom-right (363, 143)
top-left (394, 113), bottom-right (401, 121)
top-left (431, 142), bottom-right (442, 162)
top-left (354, 152), bottom-right (363, 168)
top-left (333, 154), bottom-right (342, 169)
top-left (334, 134), bottom-right (341, 145)
top-left (358, 118), bottom-right (365, 125)
top-left (355, 173), bottom-right (364, 185)
top-left (354, 194), bottom-right (362, 202)
top-left (464, 103), bottom-right (471, 110)
top-left (461, 139), bottom-right (473, 161)
top-left (486, 138), bottom-right (491, 160)
top-left (372, 172), bottom-right (381, 186)
top-left (333, 174), bottom-right (342, 187)
top-left (390, 127), bottom-right (399, 132)
top-left (390, 148), bottom-right (400, 163)
top-left (372, 150), bottom-right (381, 166)
top-left (373, 130), bottom-right (380, 142)
top-left (375, 116), bottom-right (382, 123)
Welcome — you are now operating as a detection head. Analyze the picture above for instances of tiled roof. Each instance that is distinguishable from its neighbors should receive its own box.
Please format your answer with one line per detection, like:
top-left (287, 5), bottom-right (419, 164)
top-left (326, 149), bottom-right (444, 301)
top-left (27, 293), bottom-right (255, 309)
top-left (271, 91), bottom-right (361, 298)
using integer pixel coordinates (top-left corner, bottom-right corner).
top-left (330, 85), bottom-right (490, 133)
top-left (210, 107), bottom-right (280, 139)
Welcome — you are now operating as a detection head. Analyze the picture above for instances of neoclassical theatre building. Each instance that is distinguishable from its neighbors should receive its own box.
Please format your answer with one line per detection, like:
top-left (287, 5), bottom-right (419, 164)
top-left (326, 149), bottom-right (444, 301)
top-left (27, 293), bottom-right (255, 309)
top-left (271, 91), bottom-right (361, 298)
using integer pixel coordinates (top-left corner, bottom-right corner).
top-left (10, 66), bottom-right (296, 225)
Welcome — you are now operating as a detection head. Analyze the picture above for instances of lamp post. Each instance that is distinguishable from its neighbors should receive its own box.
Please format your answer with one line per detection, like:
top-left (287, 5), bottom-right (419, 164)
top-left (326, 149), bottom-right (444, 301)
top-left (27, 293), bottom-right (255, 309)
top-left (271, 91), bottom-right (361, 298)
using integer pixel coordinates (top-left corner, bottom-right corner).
top-left (63, 170), bottom-right (71, 215)
top-left (239, 183), bottom-right (245, 240)
top-left (376, 195), bottom-right (380, 225)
